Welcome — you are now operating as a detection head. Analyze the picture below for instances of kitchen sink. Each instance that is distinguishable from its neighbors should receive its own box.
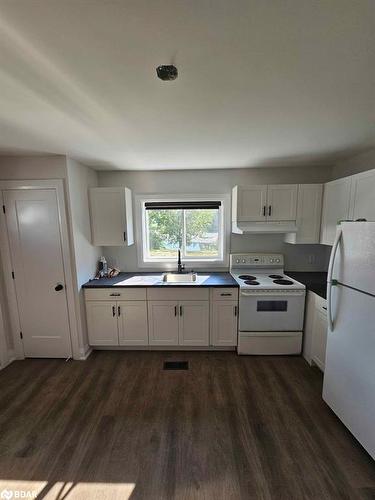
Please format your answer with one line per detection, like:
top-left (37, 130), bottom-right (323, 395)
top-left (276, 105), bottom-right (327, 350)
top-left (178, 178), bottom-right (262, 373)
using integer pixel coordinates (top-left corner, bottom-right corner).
top-left (162, 272), bottom-right (197, 283)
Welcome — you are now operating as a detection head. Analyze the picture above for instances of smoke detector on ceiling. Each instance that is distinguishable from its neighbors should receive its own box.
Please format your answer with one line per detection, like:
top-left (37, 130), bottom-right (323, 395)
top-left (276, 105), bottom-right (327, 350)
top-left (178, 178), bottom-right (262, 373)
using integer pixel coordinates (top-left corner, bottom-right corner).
top-left (156, 65), bottom-right (178, 81)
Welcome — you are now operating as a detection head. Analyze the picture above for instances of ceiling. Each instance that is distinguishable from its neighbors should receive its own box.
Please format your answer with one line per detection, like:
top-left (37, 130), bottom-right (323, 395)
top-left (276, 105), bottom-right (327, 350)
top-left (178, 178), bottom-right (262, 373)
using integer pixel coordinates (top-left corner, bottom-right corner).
top-left (0, 0), bottom-right (374, 171)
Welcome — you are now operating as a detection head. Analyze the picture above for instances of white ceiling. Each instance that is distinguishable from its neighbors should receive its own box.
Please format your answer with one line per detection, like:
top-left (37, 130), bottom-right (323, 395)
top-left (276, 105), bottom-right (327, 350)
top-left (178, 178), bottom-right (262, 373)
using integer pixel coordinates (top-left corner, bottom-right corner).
top-left (0, 0), bottom-right (374, 171)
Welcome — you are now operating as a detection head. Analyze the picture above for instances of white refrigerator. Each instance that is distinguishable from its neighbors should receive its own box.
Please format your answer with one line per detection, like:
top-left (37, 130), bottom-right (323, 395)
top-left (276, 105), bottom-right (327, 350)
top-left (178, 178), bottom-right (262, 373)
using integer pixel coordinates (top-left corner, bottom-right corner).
top-left (323, 221), bottom-right (375, 459)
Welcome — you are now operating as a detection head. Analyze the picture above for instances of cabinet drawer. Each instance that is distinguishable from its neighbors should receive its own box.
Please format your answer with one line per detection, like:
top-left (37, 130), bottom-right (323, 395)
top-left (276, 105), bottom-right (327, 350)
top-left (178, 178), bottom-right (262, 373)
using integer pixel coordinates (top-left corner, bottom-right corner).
top-left (85, 288), bottom-right (147, 301)
top-left (147, 288), bottom-right (209, 301)
top-left (211, 288), bottom-right (239, 301)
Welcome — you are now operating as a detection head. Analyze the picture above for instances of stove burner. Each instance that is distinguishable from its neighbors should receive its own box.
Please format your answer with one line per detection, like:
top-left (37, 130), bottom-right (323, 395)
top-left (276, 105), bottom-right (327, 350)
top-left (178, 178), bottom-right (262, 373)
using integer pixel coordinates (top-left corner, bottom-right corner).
top-left (238, 275), bottom-right (257, 281)
top-left (273, 279), bottom-right (294, 286)
top-left (269, 274), bottom-right (283, 279)
top-left (244, 280), bottom-right (260, 285)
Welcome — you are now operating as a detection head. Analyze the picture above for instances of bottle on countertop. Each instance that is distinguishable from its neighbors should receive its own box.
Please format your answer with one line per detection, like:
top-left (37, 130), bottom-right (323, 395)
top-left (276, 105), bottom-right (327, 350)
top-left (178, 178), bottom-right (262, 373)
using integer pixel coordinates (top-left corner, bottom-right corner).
top-left (98, 256), bottom-right (108, 278)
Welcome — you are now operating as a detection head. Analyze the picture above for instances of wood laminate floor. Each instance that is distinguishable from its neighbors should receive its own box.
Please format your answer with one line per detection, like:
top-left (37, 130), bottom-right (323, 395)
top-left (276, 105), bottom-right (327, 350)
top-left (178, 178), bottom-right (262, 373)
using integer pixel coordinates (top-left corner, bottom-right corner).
top-left (0, 351), bottom-right (374, 499)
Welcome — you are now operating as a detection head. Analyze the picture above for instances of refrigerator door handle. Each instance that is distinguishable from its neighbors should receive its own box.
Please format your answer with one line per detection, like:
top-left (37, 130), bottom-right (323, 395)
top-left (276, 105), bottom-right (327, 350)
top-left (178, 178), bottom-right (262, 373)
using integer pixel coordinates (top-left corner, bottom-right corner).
top-left (327, 228), bottom-right (342, 331)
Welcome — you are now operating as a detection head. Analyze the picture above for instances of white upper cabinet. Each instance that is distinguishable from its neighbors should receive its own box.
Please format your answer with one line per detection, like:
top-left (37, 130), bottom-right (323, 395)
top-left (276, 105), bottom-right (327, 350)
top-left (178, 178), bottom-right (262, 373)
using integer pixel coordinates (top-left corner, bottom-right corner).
top-left (350, 169), bottom-right (375, 222)
top-left (267, 184), bottom-right (298, 221)
top-left (232, 185), bottom-right (268, 221)
top-left (232, 184), bottom-right (297, 224)
top-left (285, 184), bottom-right (323, 244)
top-left (89, 187), bottom-right (134, 246)
top-left (320, 177), bottom-right (352, 245)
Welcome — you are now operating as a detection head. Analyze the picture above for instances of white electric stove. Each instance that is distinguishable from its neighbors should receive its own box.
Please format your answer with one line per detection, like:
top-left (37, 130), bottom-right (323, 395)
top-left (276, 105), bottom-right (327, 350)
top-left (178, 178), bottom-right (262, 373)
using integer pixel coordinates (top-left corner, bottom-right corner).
top-left (230, 253), bottom-right (306, 355)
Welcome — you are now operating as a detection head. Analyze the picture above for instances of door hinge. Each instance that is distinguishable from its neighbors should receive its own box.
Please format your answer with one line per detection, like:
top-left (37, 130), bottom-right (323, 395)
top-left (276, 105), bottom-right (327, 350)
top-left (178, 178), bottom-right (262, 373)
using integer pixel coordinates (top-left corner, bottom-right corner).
top-left (2, 205), bottom-right (5, 214)
top-left (20, 332), bottom-right (23, 339)
top-left (11, 271), bottom-right (15, 279)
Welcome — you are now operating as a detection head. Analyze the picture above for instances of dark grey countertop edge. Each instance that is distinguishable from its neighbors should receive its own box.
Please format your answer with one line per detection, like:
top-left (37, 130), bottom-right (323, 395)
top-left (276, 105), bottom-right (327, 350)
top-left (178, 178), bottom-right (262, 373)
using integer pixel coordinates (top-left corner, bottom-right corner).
top-left (286, 271), bottom-right (327, 300)
top-left (82, 272), bottom-right (239, 289)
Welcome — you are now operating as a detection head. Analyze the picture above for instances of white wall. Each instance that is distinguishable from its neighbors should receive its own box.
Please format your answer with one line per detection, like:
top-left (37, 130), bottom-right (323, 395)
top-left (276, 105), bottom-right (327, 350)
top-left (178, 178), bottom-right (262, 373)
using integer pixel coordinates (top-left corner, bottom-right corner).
top-left (98, 165), bottom-right (332, 272)
top-left (0, 155), bottom-right (67, 179)
top-left (66, 158), bottom-right (101, 355)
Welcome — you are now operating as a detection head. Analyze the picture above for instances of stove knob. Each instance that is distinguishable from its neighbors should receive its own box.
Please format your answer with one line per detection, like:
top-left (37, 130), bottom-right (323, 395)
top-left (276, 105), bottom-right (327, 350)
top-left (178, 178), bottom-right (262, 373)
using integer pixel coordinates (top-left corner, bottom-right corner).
top-left (270, 258), bottom-right (274, 263)
top-left (242, 259), bottom-right (246, 263)
top-left (276, 258), bottom-right (280, 263)
top-left (236, 259), bottom-right (240, 264)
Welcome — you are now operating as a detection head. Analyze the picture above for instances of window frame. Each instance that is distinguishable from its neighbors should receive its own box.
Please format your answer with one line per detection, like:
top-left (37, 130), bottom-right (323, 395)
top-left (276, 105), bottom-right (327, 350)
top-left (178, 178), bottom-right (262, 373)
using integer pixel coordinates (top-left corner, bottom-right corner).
top-left (135, 193), bottom-right (230, 269)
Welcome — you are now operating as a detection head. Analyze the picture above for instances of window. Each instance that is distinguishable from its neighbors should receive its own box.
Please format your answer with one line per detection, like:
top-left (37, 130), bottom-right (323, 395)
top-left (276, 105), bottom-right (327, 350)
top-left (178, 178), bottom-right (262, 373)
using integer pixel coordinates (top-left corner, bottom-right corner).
top-left (137, 196), bottom-right (228, 266)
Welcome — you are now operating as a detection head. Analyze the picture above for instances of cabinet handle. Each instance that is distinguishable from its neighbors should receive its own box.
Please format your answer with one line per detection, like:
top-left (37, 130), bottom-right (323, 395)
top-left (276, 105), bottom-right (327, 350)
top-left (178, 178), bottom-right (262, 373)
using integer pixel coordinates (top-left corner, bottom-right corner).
top-left (110, 293), bottom-right (120, 297)
top-left (268, 205), bottom-right (272, 216)
top-left (263, 205), bottom-right (266, 217)
top-left (112, 305), bottom-right (116, 317)
top-left (234, 305), bottom-right (238, 316)
top-left (174, 306), bottom-right (177, 316)
top-left (123, 231), bottom-right (127, 241)
top-left (221, 293), bottom-right (232, 296)
top-left (118, 306), bottom-right (121, 316)
top-left (322, 306), bottom-right (327, 310)
top-left (180, 305), bottom-right (183, 316)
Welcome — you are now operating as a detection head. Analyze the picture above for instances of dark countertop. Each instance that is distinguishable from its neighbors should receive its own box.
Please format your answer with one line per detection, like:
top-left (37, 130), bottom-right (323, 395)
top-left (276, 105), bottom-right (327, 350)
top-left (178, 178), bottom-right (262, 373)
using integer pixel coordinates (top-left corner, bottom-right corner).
top-left (82, 272), bottom-right (239, 288)
top-left (286, 271), bottom-right (328, 300)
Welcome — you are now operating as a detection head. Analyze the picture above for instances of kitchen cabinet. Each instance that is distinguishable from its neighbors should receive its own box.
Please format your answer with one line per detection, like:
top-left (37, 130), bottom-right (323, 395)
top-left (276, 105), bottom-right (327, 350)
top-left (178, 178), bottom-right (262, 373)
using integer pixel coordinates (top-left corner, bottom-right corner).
top-left (232, 184), bottom-right (297, 223)
top-left (349, 169), bottom-right (375, 222)
top-left (148, 301), bottom-right (179, 345)
top-left (285, 184), bottom-right (323, 244)
top-left (118, 301), bottom-right (148, 345)
top-left (178, 301), bottom-right (209, 346)
top-left (302, 291), bottom-right (328, 371)
top-left (211, 301), bottom-right (238, 346)
top-left (320, 177), bottom-right (352, 245)
top-left (89, 187), bottom-right (134, 246)
top-left (232, 185), bottom-right (268, 222)
top-left (85, 290), bottom-right (148, 346)
top-left (86, 301), bottom-right (119, 346)
top-left (267, 184), bottom-right (298, 221)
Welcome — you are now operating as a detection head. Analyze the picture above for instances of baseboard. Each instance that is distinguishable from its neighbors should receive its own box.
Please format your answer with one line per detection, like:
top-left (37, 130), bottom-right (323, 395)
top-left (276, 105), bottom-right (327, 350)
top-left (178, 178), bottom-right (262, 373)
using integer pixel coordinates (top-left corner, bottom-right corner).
top-left (0, 349), bottom-right (16, 370)
top-left (79, 346), bottom-right (93, 360)
top-left (92, 346), bottom-right (236, 352)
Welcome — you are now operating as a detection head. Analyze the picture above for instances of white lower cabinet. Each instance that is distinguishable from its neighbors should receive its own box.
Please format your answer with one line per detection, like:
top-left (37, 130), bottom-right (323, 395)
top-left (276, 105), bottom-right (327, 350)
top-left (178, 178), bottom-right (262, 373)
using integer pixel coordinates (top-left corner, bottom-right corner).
top-left (118, 301), bottom-right (148, 345)
top-left (303, 291), bottom-right (328, 371)
top-left (179, 301), bottom-right (209, 346)
top-left (148, 301), bottom-right (179, 345)
top-left (85, 286), bottom-right (238, 348)
top-left (86, 301), bottom-right (119, 346)
top-left (86, 297), bottom-right (148, 346)
top-left (211, 301), bottom-right (238, 346)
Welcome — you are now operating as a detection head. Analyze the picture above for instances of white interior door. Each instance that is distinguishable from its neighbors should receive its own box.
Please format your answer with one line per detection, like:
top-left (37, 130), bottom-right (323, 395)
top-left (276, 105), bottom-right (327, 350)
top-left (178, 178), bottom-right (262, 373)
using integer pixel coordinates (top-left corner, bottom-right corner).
top-left (4, 189), bottom-right (72, 358)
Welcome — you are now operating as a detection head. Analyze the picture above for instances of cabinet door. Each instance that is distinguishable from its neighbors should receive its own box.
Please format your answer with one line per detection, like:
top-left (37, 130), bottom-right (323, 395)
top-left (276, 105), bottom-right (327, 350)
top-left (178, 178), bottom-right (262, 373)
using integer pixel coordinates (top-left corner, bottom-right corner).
top-left (320, 177), bottom-right (351, 245)
top-left (211, 301), bottom-right (238, 346)
top-left (312, 306), bottom-right (328, 371)
top-left (86, 301), bottom-right (118, 346)
top-left (350, 169), bottom-right (375, 222)
top-left (179, 301), bottom-right (209, 346)
top-left (285, 184), bottom-right (323, 244)
top-left (235, 185), bottom-right (268, 221)
top-left (89, 187), bottom-right (134, 246)
top-left (267, 185), bottom-right (298, 221)
top-left (117, 301), bottom-right (148, 345)
top-left (148, 301), bottom-right (179, 345)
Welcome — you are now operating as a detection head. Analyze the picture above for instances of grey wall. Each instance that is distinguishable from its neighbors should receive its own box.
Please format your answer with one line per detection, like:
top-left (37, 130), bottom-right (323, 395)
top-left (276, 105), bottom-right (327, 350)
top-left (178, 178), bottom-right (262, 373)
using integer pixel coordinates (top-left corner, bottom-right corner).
top-left (331, 148), bottom-right (375, 179)
top-left (98, 165), bottom-right (333, 272)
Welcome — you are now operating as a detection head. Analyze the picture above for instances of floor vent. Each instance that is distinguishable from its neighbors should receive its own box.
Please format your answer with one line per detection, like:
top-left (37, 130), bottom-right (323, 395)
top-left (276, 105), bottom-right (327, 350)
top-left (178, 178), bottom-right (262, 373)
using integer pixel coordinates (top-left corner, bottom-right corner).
top-left (163, 361), bottom-right (189, 370)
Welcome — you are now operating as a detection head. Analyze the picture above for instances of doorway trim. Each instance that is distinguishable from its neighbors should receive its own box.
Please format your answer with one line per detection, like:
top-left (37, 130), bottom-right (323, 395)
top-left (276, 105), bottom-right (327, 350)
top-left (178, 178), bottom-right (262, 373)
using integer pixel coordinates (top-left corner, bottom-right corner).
top-left (0, 179), bottom-right (80, 361)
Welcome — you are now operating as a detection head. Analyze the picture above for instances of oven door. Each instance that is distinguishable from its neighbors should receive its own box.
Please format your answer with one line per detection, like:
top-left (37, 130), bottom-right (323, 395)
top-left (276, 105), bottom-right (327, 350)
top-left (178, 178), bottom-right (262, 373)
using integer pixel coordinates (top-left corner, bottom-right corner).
top-left (239, 290), bottom-right (305, 332)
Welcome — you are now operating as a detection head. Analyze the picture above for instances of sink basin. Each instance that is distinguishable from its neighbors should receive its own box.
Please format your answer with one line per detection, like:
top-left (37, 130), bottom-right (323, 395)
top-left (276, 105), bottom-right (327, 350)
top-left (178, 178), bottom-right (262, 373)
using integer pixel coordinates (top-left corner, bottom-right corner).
top-left (162, 272), bottom-right (197, 283)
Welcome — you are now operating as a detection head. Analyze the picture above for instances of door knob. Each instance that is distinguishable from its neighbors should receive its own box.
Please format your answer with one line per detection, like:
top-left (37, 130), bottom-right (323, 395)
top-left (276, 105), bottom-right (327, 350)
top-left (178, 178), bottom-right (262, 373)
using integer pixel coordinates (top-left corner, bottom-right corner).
top-left (54, 284), bottom-right (64, 291)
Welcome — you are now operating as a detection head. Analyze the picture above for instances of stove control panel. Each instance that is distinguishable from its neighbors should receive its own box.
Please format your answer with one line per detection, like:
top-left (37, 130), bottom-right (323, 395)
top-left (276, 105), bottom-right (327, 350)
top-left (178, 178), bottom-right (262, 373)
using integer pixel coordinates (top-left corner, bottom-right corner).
top-left (230, 253), bottom-right (284, 268)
